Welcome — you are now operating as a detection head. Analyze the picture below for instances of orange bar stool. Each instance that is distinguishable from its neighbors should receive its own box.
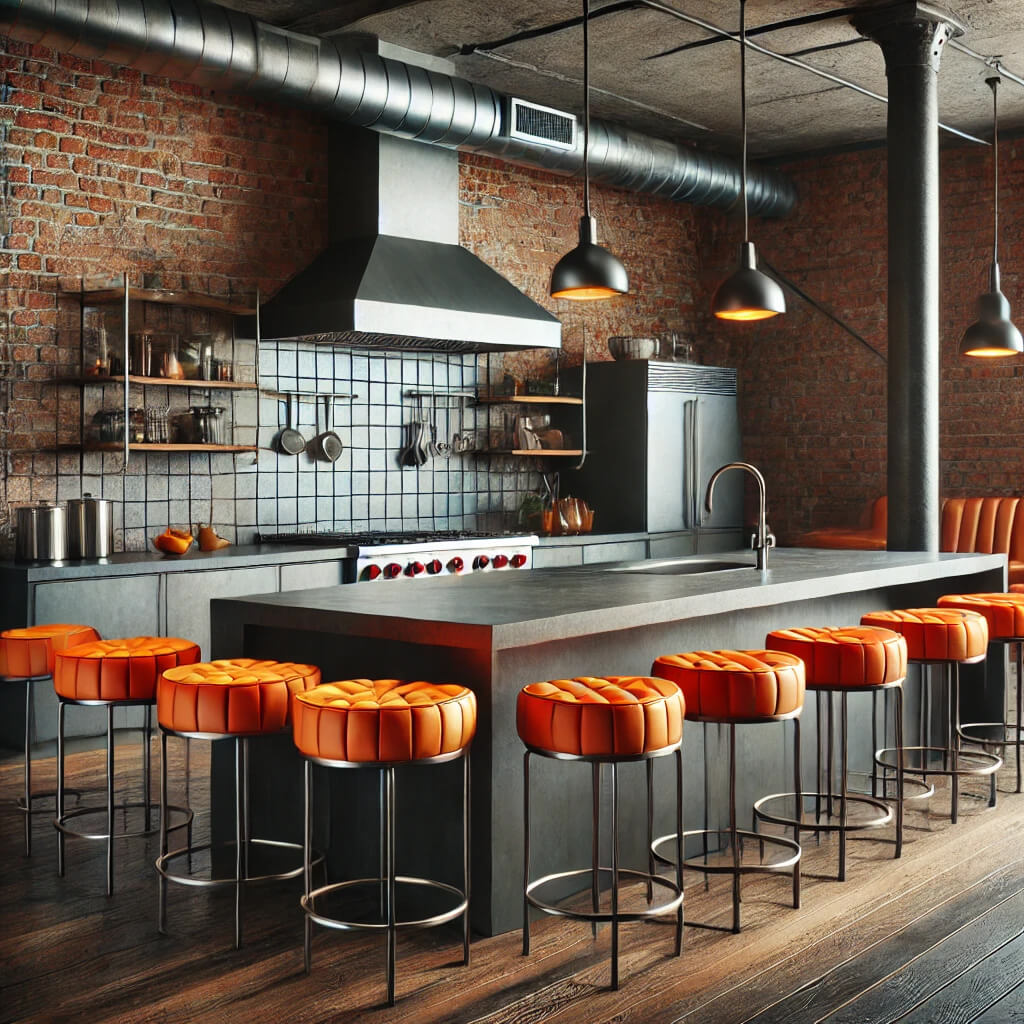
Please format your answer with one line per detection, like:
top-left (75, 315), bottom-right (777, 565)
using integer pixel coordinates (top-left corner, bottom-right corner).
top-left (757, 626), bottom-right (908, 880)
top-left (517, 676), bottom-right (685, 991)
top-left (937, 592), bottom-right (1024, 793)
top-left (292, 679), bottom-right (476, 1007)
top-left (860, 608), bottom-right (1000, 823)
top-left (0, 623), bottom-right (99, 855)
top-left (156, 658), bottom-right (321, 948)
top-left (53, 635), bottom-right (201, 894)
top-left (651, 650), bottom-right (804, 934)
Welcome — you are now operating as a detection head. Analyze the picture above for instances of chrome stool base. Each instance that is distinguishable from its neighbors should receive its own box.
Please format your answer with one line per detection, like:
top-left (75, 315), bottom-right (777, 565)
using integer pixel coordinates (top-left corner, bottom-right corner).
top-left (302, 749), bottom-right (471, 1007)
top-left (524, 746), bottom-right (684, 991)
top-left (158, 730), bottom-right (311, 950)
top-left (56, 697), bottom-right (191, 895)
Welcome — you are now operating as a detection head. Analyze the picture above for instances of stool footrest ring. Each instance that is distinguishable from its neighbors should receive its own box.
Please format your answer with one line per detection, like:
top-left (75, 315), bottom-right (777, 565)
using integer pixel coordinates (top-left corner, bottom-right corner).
top-left (302, 876), bottom-right (467, 932)
top-left (876, 745), bottom-right (1002, 779)
top-left (156, 838), bottom-right (315, 888)
top-left (525, 866), bottom-right (683, 925)
top-left (958, 721), bottom-right (1024, 748)
top-left (653, 829), bottom-right (801, 874)
top-left (753, 791), bottom-right (892, 834)
top-left (56, 801), bottom-right (191, 842)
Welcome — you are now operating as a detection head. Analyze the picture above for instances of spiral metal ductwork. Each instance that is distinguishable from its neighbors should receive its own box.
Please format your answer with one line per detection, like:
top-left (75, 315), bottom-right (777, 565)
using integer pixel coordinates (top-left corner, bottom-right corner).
top-left (0, 0), bottom-right (796, 216)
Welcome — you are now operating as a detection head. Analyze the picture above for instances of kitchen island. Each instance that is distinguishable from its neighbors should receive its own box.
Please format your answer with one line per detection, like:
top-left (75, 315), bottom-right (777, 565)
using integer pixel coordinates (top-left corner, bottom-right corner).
top-left (210, 547), bottom-right (1006, 936)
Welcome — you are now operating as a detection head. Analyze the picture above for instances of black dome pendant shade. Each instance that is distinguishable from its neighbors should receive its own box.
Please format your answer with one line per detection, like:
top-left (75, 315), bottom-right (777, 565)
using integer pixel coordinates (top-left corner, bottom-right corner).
top-left (712, 0), bottom-right (785, 322)
top-left (549, 0), bottom-right (628, 301)
top-left (960, 78), bottom-right (1022, 358)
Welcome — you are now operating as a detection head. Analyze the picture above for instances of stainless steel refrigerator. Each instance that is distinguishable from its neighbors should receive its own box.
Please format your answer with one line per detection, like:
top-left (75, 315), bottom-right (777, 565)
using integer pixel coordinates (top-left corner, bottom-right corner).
top-left (566, 360), bottom-right (743, 536)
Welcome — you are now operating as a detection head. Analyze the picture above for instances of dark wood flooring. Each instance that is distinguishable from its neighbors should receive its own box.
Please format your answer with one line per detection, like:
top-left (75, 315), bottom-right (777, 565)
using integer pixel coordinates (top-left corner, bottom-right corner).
top-left (2, 736), bottom-right (1024, 1024)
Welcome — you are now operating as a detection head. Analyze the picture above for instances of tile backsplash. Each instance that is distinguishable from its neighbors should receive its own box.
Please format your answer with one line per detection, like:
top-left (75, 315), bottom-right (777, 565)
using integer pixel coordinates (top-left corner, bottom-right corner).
top-left (57, 341), bottom-right (546, 551)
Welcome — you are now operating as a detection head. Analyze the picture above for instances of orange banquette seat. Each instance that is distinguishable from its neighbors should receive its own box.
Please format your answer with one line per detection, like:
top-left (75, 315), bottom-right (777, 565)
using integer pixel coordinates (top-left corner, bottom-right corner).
top-left (798, 497), bottom-right (1024, 585)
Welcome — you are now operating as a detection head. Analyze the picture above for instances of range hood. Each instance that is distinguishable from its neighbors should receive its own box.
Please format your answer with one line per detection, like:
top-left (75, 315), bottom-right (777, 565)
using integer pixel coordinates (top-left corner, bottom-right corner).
top-left (259, 125), bottom-right (562, 353)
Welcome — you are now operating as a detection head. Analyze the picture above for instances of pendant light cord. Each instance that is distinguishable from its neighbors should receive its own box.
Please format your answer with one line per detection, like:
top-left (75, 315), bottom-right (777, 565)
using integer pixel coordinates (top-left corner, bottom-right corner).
top-left (740, 0), bottom-right (748, 243)
top-left (990, 76), bottom-right (999, 266)
top-left (582, 0), bottom-right (591, 219)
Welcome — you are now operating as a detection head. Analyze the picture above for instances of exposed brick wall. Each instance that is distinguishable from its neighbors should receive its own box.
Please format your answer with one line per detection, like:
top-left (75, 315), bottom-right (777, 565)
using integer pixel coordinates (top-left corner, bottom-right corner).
top-left (693, 141), bottom-right (1024, 544)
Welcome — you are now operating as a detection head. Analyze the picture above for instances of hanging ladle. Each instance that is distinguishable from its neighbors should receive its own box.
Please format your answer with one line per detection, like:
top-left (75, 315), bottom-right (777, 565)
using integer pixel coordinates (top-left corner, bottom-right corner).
top-left (277, 394), bottom-right (305, 456)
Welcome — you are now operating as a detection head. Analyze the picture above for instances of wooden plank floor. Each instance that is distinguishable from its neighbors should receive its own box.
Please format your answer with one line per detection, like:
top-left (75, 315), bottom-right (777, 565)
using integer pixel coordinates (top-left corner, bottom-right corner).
top-left (2, 738), bottom-right (1023, 1024)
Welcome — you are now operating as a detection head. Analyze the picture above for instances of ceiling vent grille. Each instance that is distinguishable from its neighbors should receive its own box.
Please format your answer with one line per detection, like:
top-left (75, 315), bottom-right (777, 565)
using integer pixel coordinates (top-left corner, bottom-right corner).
top-left (505, 97), bottom-right (576, 150)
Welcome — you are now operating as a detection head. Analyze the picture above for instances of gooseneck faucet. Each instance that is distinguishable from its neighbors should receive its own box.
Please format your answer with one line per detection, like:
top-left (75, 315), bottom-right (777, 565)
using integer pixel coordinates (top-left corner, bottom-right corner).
top-left (705, 461), bottom-right (776, 571)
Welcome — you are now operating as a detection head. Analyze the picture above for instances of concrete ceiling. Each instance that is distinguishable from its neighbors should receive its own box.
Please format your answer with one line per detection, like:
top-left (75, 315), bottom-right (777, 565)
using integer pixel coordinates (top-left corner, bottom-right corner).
top-left (213, 1), bottom-right (1024, 160)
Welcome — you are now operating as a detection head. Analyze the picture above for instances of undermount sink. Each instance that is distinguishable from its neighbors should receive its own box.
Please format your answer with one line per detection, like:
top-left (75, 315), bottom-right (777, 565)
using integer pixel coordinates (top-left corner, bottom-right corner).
top-left (606, 557), bottom-right (756, 575)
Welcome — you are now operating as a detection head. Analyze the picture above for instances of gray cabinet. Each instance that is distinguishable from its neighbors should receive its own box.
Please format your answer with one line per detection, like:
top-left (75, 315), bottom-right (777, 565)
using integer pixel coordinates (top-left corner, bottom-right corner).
top-left (165, 566), bottom-right (278, 660)
top-left (582, 540), bottom-right (647, 565)
top-left (280, 561), bottom-right (344, 591)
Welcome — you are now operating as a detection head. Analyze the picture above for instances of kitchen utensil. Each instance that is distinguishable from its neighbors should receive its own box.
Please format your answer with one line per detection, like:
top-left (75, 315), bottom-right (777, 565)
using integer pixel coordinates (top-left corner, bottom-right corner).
top-left (311, 395), bottom-right (344, 463)
top-left (608, 336), bottom-right (658, 360)
top-left (156, 334), bottom-right (185, 379)
top-left (15, 502), bottom-right (67, 561)
top-left (67, 494), bottom-right (114, 558)
top-left (195, 335), bottom-right (215, 380)
top-left (129, 332), bottom-right (152, 376)
top-left (145, 406), bottom-right (169, 443)
top-left (277, 395), bottom-right (305, 455)
top-left (190, 406), bottom-right (225, 445)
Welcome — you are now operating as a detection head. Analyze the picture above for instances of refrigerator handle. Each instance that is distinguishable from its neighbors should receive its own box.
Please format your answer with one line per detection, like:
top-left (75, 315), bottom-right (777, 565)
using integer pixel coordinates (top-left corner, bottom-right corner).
top-left (683, 399), bottom-right (694, 529)
top-left (694, 398), bottom-right (702, 526)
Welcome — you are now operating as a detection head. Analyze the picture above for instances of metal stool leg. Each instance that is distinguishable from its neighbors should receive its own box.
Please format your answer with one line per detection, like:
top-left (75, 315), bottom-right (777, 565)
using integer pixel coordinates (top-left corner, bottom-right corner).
top-left (646, 759), bottom-right (655, 903)
top-left (57, 700), bottom-right (66, 877)
top-left (894, 685), bottom-right (905, 858)
top-left (729, 723), bottom-right (740, 933)
top-left (948, 664), bottom-right (959, 824)
top-left (24, 678), bottom-right (33, 856)
top-left (143, 705), bottom-right (152, 833)
top-left (592, 761), bottom-right (601, 933)
top-left (158, 731), bottom-right (169, 934)
top-left (106, 704), bottom-right (115, 897)
top-left (304, 759), bottom-right (313, 974)
top-left (1016, 642), bottom-right (1023, 794)
top-left (234, 737), bottom-right (244, 950)
top-left (522, 750), bottom-right (531, 957)
top-left (674, 748), bottom-right (684, 956)
top-left (610, 761), bottom-right (620, 991)
top-left (385, 765), bottom-right (397, 1008)
top-left (793, 715), bottom-right (802, 909)
top-left (462, 753), bottom-right (471, 966)
top-left (838, 693), bottom-right (849, 881)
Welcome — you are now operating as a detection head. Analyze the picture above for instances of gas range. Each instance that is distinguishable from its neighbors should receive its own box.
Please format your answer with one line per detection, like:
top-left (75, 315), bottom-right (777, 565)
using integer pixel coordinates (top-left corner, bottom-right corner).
top-left (257, 529), bottom-right (537, 582)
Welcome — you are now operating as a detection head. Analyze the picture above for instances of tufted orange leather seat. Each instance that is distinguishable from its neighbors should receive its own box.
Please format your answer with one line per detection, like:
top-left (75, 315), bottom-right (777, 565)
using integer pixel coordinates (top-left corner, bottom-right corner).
top-left (652, 650), bottom-right (805, 721)
top-left (765, 626), bottom-right (907, 687)
top-left (159, 659), bottom-right (321, 736)
top-left (937, 593), bottom-right (1024, 641)
top-left (0, 624), bottom-right (100, 679)
top-left (54, 636), bottom-right (201, 702)
top-left (293, 679), bottom-right (477, 763)
top-left (516, 676), bottom-right (684, 758)
top-left (860, 608), bottom-right (988, 662)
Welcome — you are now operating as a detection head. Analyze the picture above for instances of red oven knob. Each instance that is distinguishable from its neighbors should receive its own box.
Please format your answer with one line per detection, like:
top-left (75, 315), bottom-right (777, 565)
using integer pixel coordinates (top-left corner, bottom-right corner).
top-left (474, 554), bottom-right (490, 570)
top-left (363, 564), bottom-right (382, 581)
top-left (383, 562), bottom-right (402, 579)
top-left (510, 553), bottom-right (528, 568)
top-left (448, 556), bottom-right (464, 574)
top-left (405, 560), bottom-right (425, 577)
top-left (492, 554), bottom-right (509, 569)
top-left (426, 558), bottom-right (443, 575)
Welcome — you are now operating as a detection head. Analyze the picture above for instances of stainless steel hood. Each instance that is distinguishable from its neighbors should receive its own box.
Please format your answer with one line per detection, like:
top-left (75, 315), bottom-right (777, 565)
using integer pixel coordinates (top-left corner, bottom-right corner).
top-left (259, 122), bottom-right (562, 352)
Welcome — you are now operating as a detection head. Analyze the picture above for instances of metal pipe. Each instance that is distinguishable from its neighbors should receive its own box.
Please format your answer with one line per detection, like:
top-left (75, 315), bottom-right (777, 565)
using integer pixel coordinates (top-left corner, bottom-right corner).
top-left (0, 0), bottom-right (796, 216)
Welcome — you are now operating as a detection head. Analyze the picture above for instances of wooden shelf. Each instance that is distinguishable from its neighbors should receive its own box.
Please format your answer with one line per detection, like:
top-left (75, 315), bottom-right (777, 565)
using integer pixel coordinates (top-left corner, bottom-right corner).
top-left (483, 449), bottom-right (584, 457)
top-left (476, 394), bottom-right (583, 405)
top-left (56, 375), bottom-right (257, 390)
top-left (63, 287), bottom-right (255, 316)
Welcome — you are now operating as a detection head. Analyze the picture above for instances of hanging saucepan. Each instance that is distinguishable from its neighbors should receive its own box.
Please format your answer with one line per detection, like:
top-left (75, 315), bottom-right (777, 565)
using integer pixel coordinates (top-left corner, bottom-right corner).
top-left (277, 394), bottom-right (305, 456)
top-left (311, 395), bottom-right (344, 463)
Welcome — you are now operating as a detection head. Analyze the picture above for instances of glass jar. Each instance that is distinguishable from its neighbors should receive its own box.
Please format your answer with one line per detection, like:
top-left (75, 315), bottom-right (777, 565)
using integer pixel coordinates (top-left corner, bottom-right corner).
top-left (189, 406), bottom-right (225, 445)
top-left (128, 408), bottom-right (146, 444)
top-left (145, 406), bottom-right (169, 444)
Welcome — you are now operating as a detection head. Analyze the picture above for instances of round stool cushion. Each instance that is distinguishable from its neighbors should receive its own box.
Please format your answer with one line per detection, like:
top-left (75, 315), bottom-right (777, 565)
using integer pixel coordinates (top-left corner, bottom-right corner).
top-left (765, 626), bottom-right (907, 687)
top-left (54, 636), bottom-right (201, 702)
top-left (0, 623), bottom-right (99, 679)
top-left (158, 659), bottom-right (322, 735)
top-left (293, 679), bottom-right (477, 763)
top-left (651, 650), bottom-right (805, 722)
top-left (516, 677), bottom-right (684, 758)
top-left (937, 593), bottom-right (1024, 641)
top-left (860, 608), bottom-right (988, 662)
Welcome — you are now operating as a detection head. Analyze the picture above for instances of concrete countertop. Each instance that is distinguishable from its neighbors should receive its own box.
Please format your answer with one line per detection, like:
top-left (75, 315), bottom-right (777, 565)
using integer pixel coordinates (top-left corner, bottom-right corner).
top-left (0, 542), bottom-right (357, 581)
top-left (211, 547), bottom-right (1007, 652)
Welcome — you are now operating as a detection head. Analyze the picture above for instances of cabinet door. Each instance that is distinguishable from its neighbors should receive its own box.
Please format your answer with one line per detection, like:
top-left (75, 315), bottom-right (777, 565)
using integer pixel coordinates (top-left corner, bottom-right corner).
top-left (696, 395), bottom-right (743, 529)
top-left (646, 392), bottom-right (686, 533)
top-left (532, 545), bottom-right (584, 568)
top-left (280, 561), bottom-right (344, 591)
top-left (582, 541), bottom-right (647, 565)
top-left (165, 566), bottom-right (278, 660)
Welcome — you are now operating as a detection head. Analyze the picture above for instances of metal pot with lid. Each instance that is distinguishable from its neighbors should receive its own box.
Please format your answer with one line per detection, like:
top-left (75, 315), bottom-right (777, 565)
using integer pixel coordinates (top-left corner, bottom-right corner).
top-left (67, 494), bottom-right (114, 559)
top-left (15, 502), bottom-right (67, 562)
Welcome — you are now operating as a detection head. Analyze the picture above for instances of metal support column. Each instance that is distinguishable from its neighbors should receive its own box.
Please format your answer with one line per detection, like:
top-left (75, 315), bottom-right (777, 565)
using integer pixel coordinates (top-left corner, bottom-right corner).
top-left (853, 3), bottom-right (964, 552)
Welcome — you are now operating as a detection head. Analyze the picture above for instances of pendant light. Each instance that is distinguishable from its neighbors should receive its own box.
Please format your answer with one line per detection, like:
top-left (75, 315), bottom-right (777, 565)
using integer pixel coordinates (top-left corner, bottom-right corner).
top-left (712, 0), bottom-right (785, 322)
top-left (959, 77), bottom-right (1023, 358)
top-left (549, 0), bottom-right (629, 301)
